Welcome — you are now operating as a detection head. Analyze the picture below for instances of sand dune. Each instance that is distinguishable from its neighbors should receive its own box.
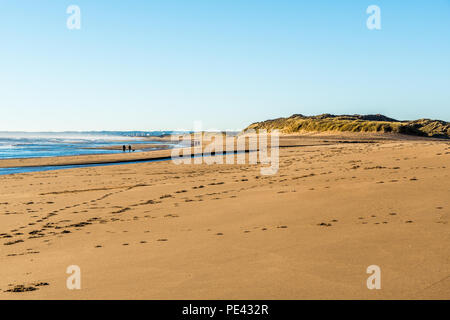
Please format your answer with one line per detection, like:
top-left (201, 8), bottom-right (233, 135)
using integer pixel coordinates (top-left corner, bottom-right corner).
top-left (0, 134), bottom-right (449, 299)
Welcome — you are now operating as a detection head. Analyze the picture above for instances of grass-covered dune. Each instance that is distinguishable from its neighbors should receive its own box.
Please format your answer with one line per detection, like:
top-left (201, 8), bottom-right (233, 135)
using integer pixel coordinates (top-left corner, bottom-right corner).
top-left (244, 114), bottom-right (450, 138)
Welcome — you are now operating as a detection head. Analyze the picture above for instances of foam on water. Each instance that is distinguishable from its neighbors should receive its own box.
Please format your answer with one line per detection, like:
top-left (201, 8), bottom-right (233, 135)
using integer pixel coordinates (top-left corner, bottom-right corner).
top-left (0, 131), bottom-right (181, 160)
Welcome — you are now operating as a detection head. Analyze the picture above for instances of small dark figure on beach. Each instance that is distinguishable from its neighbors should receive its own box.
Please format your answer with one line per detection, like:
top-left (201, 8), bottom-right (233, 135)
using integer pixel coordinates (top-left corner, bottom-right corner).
top-left (122, 145), bottom-right (126, 152)
top-left (128, 145), bottom-right (132, 152)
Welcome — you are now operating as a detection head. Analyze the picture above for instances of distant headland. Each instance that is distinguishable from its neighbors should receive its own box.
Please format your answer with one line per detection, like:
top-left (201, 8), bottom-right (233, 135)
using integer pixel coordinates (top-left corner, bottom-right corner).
top-left (244, 114), bottom-right (450, 138)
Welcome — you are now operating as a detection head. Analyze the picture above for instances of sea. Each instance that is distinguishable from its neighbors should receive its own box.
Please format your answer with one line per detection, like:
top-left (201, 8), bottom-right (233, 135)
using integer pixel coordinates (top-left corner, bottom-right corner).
top-left (0, 131), bottom-right (186, 175)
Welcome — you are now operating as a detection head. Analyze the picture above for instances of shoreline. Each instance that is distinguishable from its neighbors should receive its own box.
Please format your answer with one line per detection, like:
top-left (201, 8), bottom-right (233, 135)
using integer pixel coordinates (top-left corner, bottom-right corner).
top-left (0, 144), bottom-right (329, 175)
top-left (0, 149), bottom-right (257, 176)
top-left (0, 132), bottom-right (438, 169)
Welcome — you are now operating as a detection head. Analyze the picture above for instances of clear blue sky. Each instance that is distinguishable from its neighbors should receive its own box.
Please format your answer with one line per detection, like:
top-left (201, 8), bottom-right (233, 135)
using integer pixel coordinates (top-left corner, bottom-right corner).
top-left (0, 0), bottom-right (449, 131)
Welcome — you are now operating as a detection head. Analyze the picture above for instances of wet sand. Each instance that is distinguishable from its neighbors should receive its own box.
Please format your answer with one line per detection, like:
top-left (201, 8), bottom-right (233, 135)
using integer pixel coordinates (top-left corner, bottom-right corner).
top-left (0, 134), bottom-right (449, 299)
top-left (84, 143), bottom-right (172, 151)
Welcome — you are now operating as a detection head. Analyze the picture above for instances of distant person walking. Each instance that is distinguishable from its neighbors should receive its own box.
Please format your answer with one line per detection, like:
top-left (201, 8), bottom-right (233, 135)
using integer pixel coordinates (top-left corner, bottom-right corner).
top-left (122, 145), bottom-right (126, 152)
top-left (128, 145), bottom-right (132, 152)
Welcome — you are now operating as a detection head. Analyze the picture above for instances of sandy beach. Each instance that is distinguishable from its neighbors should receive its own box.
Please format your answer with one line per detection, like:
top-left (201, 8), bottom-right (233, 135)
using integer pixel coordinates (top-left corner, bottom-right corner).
top-left (0, 134), bottom-right (449, 299)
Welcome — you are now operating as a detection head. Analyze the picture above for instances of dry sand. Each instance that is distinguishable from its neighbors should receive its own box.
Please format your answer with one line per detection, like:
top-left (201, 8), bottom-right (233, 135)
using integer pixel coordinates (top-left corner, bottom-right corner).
top-left (0, 134), bottom-right (449, 299)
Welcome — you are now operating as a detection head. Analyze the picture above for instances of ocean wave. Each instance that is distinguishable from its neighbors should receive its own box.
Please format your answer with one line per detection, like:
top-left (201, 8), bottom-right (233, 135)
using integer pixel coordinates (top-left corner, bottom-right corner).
top-left (0, 132), bottom-right (180, 159)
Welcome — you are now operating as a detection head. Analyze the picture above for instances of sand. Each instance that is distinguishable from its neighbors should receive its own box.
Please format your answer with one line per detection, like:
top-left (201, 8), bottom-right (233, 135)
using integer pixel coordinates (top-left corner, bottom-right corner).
top-left (0, 134), bottom-right (449, 299)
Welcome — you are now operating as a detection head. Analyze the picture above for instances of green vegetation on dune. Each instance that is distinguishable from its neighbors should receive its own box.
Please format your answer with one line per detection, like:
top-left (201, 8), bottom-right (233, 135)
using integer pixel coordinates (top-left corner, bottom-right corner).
top-left (244, 114), bottom-right (450, 138)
